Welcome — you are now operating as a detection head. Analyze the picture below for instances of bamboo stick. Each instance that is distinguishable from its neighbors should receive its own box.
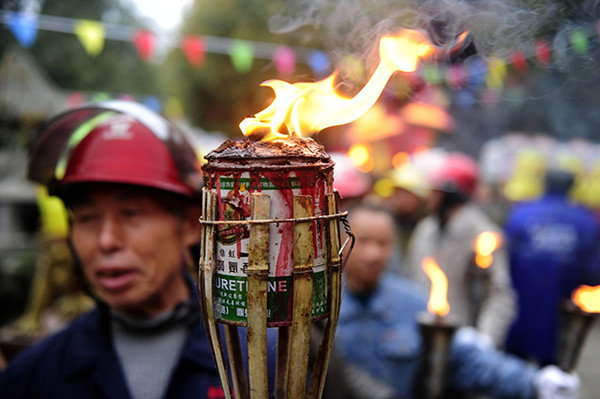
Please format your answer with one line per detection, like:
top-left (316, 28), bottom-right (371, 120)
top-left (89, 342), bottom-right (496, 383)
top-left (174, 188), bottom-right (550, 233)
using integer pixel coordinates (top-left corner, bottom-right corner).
top-left (224, 325), bottom-right (250, 399)
top-left (307, 193), bottom-right (343, 399)
top-left (200, 188), bottom-right (234, 399)
top-left (286, 195), bottom-right (315, 399)
top-left (247, 193), bottom-right (271, 398)
top-left (275, 326), bottom-right (290, 399)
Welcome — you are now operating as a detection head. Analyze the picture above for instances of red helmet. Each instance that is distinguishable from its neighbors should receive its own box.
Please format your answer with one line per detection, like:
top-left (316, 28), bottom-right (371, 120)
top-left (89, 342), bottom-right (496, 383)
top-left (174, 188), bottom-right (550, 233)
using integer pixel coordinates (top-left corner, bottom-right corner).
top-left (429, 152), bottom-right (479, 198)
top-left (28, 100), bottom-right (201, 199)
top-left (330, 153), bottom-right (372, 199)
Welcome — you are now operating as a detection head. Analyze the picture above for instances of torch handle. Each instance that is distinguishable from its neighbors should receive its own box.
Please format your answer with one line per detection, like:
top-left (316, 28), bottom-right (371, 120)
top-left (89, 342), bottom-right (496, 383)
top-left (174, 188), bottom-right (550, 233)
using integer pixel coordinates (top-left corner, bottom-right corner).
top-left (286, 195), bottom-right (315, 398)
top-left (307, 192), bottom-right (344, 399)
top-left (246, 193), bottom-right (271, 398)
top-left (200, 188), bottom-right (235, 399)
top-left (557, 304), bottom-right (597, 372)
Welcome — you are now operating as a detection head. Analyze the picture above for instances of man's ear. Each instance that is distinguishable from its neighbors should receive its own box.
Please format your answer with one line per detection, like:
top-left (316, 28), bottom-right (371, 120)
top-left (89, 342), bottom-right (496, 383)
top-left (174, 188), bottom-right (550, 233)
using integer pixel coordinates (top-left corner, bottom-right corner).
top-left (182, 203), bottom-right (202, 247)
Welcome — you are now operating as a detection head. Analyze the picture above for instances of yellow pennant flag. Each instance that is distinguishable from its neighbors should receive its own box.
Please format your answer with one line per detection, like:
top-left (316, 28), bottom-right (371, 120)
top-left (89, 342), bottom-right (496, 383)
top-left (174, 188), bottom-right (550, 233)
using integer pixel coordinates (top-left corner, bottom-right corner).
top-left (485, 57), bottom-right (506, 90)
top-left (74, 20), bottom-right (105, 56)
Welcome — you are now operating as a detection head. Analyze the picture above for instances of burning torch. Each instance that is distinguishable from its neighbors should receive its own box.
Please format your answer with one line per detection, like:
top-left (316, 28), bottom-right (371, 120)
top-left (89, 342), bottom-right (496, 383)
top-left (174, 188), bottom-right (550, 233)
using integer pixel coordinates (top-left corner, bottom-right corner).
top-left (469, 231), bottom-right (502, 324)
top-left (199, 29), bottom-right (458, 399)
top-left (417, 256), bottom-right (459, 399)
top-left (556, 284), bottom-right (600, 372)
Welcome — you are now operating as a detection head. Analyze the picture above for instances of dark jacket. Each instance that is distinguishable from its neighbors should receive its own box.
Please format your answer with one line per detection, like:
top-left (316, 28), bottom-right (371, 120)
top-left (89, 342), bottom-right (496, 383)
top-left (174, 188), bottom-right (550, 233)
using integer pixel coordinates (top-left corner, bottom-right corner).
top-left (0, 302), bottom-right (222, 399)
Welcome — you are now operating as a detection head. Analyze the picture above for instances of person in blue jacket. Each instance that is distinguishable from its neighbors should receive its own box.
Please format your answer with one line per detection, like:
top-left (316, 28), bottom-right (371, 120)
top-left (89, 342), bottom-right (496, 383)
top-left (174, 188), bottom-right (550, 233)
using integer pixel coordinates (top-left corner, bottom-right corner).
top-left (0, 102), bottom-right (222, 399)
top-left (504, 168), bottom-right (600, 366)
top-left (336, 202), bottom-right (580, 399)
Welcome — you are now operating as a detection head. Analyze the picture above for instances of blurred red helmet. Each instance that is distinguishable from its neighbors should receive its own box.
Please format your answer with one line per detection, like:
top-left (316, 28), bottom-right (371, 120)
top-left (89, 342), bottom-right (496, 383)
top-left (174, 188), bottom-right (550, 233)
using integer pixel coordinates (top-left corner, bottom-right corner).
top-left (429, 152), bottom-right (479, 198)
top-left (331, 153), bottom-right (372, 199)
top-left (28, 100), bottom-right (201, 199)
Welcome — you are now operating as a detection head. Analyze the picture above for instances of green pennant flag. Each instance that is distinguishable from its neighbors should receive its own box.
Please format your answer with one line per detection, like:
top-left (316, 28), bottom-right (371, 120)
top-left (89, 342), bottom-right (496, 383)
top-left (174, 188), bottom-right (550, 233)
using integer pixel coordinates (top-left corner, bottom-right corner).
top-left (230, 40), bottom-right (254, 73)
top-left (570, 29), bottom-right (588, 54)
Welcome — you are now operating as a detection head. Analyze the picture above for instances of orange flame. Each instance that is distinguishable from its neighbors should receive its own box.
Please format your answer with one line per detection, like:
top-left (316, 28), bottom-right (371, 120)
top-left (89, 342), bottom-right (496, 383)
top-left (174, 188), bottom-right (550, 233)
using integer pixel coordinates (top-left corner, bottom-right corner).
top-left (240, 29), bottom-right (436, 141)
top-left (572, 285), bottom-right (600, 313)
top-left (422, 256), bottom-right (450, 317)
top-left (474, 231), bottom-right (502, 269)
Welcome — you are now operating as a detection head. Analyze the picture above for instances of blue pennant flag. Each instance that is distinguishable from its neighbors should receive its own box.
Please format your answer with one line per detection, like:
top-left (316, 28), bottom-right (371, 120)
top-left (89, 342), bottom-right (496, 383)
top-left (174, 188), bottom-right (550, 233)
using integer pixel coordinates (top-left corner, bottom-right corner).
top-left (308, 50), bottom-right (330, 77)
top-left (8, 12), bottom-right (39, 48)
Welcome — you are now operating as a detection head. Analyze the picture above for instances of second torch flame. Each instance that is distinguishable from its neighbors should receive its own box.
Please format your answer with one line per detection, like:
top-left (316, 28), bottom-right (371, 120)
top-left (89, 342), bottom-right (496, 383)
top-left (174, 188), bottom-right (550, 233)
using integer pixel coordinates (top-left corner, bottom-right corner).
top-left (422, 256), bottom-right (450, 317)
top-left (572, 285), bottom-right (600, 314)
top-left (474, 231), bottom-right (502, 269)
top-left (240, 29), bottom-right (437, 141)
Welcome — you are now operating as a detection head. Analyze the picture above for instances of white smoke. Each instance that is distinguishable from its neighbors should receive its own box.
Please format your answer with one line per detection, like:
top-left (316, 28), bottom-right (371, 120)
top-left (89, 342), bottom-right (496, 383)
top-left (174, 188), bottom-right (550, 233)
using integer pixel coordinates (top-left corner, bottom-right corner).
top-left (269, 0), bottom-right (600, 68)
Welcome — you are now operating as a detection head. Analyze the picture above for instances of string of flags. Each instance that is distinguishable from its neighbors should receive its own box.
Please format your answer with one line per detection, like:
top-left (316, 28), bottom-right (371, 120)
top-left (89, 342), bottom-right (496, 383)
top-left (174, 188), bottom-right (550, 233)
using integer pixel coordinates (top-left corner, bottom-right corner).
top-left (3, 10), bottom-right (600, 109)
top-left (0, 10), bottom-right (331, 76)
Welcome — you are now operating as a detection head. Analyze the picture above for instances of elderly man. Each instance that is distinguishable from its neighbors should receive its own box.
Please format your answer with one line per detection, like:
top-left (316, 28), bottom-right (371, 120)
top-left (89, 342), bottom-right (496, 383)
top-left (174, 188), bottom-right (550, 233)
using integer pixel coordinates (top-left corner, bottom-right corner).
top-left (0, 101), bottom-right (221, 398)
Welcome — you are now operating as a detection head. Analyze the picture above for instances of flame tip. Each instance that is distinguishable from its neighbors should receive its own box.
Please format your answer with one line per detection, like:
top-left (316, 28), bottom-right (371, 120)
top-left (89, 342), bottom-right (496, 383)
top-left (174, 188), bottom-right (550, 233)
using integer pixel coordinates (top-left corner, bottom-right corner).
top-left (242, 28), bottom-right (440, 141)
top-left (572, 284), bottom-right (600, 314)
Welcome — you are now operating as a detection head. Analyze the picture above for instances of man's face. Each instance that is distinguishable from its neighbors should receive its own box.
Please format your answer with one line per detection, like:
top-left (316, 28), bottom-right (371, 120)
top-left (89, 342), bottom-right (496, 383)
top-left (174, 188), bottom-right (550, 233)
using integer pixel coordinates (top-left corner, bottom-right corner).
top-left (69, 184), bottom-right (199, 318)
top-left (386, 188), bottom-right (423, 217)
top-left (425, 189), bottom-right (444, 215)
top-left (345, 208), bottom-right (396, 294)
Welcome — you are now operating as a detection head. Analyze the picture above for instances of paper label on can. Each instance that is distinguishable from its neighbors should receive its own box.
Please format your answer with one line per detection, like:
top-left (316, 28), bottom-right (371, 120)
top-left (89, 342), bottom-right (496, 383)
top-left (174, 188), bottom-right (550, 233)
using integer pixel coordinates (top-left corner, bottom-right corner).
top-left (213, 173), bottom-right (328, 325)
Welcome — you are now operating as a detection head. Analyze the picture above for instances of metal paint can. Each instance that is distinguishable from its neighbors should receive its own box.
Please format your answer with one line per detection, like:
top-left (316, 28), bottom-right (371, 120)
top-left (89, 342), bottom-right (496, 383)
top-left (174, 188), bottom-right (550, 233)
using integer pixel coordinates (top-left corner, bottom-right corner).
top-left (202, 138), bottom-right (334, 326)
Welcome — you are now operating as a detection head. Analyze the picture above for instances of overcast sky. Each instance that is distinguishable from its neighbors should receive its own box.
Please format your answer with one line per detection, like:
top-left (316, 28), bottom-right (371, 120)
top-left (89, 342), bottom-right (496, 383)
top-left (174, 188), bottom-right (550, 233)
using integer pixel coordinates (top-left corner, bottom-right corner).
top-left (129, 0), bottom-right (193, 32)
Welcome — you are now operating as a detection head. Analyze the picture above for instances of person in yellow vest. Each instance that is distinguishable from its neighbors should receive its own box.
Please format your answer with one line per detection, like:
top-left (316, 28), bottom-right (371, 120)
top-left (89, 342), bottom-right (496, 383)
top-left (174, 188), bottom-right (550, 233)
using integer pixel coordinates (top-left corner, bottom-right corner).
top-left (7, 185), bottom-right (93, 336)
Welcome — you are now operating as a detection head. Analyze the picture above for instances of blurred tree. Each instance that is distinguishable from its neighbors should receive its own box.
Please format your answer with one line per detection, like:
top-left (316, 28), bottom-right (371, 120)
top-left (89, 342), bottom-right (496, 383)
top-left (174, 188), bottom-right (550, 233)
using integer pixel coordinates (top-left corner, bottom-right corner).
top-left (162, 0), bottom-right (319, 136)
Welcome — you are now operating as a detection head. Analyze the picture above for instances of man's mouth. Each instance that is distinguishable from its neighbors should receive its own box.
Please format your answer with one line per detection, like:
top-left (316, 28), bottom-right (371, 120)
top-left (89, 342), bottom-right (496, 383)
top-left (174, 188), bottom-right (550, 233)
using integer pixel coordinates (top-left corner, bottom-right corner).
top-left (96, 268), bottom-right (138, 292)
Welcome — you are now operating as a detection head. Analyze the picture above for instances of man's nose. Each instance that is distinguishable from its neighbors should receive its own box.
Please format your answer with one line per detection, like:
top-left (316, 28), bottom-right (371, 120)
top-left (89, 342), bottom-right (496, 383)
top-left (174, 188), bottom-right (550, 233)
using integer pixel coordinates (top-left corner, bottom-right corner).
top-left (98, 215), bottom-right (123, 251)
top-left (364, 243), bottom-right (385, 261)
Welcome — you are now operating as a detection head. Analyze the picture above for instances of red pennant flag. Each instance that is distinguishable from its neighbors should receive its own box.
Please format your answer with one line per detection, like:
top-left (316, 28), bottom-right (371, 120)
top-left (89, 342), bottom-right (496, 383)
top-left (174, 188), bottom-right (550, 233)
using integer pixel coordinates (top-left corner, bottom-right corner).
top-left (181, 35), bottom-right (206, 67)
top-left (66, 92), bottom-right (85, 109)
top-left (273, 45), bottom-right (296, 76)
top-left (510, 50), bottom-right (528, 73)
top-left (446, 65), bottom-right (466, 88)
top-left (133, 30), bottom-right (156, 62)
top-left (534, 40), bottom-right (551, 66)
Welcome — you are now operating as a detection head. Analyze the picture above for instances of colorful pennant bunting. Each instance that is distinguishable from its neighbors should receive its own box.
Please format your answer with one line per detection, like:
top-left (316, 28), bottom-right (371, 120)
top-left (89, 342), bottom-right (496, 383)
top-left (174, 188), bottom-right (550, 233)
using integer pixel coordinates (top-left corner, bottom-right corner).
top-left (7, 13), bottom-right (38, 47)
top-left (535, 39), bottom-right (551, 65)
top-left (13, 9), bottom-right (600, 109)
top-left (510, 50), bottom-right (528, 73)
top-left (485, 57), bottom-right (507, 90)
top-left (74, 19), bottom-right (106, 57)
top-left (467, 56), bottom-right (487, 87)
top-left (308, 50), bottom-right (330, 76)
top-left (273, 45), bottom-right (296, 76)
top-left (446, 65), bottom-right (466, 88)
top-left (143, 96), bottom-right (162, 112)
top-left (229, 40), bottom-right (254, 73)
top-left (181, 35), bottom-right (206, 67)
top-left (133, 30), bottom-right (156, 62)
top-left (570, 29), bottom-right (588, 54)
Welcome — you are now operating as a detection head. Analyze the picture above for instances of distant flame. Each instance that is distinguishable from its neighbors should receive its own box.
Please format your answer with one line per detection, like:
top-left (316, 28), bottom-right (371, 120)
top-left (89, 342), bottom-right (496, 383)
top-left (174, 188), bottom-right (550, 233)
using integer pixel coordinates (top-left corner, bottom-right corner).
top-left (572, 285), bottom-right (600, 314)
top-left (422, 256), bottom-right (450, 317)
top-left (474, 231), bottom-right (502, 269)
top-left (240, 29), bottom-right (436, 141)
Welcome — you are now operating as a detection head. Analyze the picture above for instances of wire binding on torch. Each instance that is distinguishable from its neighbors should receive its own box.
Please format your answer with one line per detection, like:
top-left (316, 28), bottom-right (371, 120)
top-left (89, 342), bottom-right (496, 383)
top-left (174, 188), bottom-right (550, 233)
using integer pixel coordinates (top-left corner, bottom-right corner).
top-left (199, 211), bottom-right (349, 225)
top-left (339, 214), bottom-right (355, 271)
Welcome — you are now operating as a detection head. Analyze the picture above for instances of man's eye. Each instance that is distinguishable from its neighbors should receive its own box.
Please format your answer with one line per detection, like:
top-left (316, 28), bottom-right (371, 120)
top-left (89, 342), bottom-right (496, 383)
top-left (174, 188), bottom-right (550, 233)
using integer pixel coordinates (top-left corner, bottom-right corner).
top-left (121, 207), bottom-right (143, 217)
top-left (72, 212), bottom-right (98, 224)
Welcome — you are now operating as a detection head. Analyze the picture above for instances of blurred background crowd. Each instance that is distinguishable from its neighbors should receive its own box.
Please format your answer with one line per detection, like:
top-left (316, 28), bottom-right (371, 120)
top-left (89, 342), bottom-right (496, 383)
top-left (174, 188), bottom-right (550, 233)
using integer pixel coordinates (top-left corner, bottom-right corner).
top-left (3, 0), bottom-right (600, 397)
